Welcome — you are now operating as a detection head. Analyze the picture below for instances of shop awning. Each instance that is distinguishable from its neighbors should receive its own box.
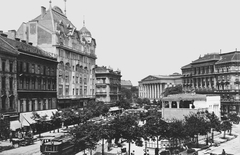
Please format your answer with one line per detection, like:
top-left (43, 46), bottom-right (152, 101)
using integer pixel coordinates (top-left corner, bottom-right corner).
top-left (10, 120), bottom-right (22, 131)
top-left (19, 109), bottom-right (58, 126)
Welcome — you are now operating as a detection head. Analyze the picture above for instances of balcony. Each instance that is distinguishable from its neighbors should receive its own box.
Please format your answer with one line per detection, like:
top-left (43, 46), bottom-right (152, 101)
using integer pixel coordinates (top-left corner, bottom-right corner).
top-left (96, 92), bottom-right (107, 96)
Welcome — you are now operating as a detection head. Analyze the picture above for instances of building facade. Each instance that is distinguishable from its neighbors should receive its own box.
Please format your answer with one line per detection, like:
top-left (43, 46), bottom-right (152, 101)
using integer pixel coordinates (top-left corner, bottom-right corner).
top-left (95, 66), bottom-right (121, 105)
top-left (162, 94), bottom-right (221, 120)
top-left (0, 31), bottom-right (58, 113)
top-left (0, 33), bottom-right (18, 116)
top-left (182, 51), bottom-right (240, 114)
top-left (138, 73), bottom-right (182, 101)
top-left (16, 4), bottom-right (97, 108)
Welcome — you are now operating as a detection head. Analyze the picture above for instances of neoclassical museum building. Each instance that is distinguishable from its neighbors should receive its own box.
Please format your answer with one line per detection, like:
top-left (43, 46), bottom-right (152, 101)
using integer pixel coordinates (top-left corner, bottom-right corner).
top-left (181, 51), bottom-right (240, 114)
top-left (138, 73), bottom-right (182, 101)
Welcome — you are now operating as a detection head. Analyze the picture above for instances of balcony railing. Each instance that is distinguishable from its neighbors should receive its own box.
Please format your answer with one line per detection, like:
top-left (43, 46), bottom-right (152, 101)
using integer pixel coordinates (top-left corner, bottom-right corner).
top-left (96, 92), bottom-right (107, 96)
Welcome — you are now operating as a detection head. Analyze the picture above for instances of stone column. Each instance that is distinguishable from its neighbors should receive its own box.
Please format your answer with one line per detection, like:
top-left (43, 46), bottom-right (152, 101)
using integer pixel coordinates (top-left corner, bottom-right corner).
top-left (160, 83), bottom-right (162, 97)
top-left (177, 101), bottom-right (180, 109)
top-left (155, 83), bottom-right (158, 99)
top-left (147, 84), bottom-right (149, 98)
top-left (169, 101), bottom-right (172, 108)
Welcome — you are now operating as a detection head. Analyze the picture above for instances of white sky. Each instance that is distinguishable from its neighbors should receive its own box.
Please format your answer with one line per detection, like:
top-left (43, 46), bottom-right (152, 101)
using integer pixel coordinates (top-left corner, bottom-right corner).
top-left (2, 0), bottom-right (240, 86)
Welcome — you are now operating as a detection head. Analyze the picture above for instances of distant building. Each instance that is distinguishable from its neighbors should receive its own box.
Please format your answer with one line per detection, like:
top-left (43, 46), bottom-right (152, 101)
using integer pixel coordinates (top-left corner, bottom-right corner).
top-left (181, 51), bottom-right (240, 114)
top-left (138, 73), bottom-right (182, 101)
top-left (95, 66), bottom-right (121, 105)
top-left (121, 80), bottom-right (132, 89)
top-left (162, 94), bottom-right (221, 120)
top-left (16, 3), bottom-right (97, 108)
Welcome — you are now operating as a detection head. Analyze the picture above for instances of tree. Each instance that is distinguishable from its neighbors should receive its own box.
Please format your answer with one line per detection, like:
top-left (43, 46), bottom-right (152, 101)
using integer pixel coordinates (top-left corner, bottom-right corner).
top-left (70, 121), bottom-right (100, 152)
top-left (220, 120), bottom-right (232, 138)
top-left (97, 122), bottom-right (115, 155)
top-left (110, 113), bottom-right (143, 155)
top-left (184, 113), bottom-right (210, 147)
top-left (143, 114), bottom-right (168, 155)
top-left (31, 112), bottom-right (48, 137)
top-left (167, 119), bottom-right (186, 148)
top-left (228, 113), bottom-right (240, 124)
top-left (115, 98), bottom-right (131, 109)
top-left (162, 84), bottom-right (183, 97)
top-left (50, 111), bottom-right (62, 133)
top-left (205, 112), bottom-right (221, 143)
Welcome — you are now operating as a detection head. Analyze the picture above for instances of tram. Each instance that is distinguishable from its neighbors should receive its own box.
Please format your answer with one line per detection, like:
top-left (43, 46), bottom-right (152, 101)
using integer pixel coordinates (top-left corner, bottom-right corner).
top-left (40, 134), bottom-right (76, 155)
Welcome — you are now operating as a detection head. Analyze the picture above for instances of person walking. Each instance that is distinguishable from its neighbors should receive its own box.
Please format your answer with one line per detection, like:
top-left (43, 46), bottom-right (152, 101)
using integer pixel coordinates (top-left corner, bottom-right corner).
top-left (222, 149), bottom-right (226, 155)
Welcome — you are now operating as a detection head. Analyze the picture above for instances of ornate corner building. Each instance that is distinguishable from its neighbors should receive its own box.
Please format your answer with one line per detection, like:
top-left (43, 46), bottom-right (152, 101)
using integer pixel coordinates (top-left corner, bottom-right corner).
top-left (16, 4), bottom-right (97, 108)
top-left (182, 51), bottom-right (240, 114)
top-left (95, 66), bottom-right (121, 105)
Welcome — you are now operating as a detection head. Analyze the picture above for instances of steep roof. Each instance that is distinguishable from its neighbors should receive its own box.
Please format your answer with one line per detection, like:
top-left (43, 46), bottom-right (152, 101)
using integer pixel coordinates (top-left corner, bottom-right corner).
top-left (121, 80), bottom-right (132, 86)
top-left (0, 35), bottom-right (56, 60)
top-left (216, 51), bottom-right (240, 64)
top-left (0, 35), bottom-right (19, 56)
top-left (181, 63), bottom-right (192, 69)
top-left (31, 6), bottom-right (75, 33)
top-left (192, 53), bottom-right (220, 64)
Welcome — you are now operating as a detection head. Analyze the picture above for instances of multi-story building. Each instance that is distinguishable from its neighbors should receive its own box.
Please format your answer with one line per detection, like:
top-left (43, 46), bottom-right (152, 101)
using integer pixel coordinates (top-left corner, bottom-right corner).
top-left (0, 31), bottom-right (58, 113)
top-left (95, 66), bottom-right (121, 105)
top-left (16, 3), bottom-right (97, 108)
top-left (182, 51), bottom-right (240, 114)
top-left (0, 33), bottom-right (18, 116)
top-left (138, 73), bottom-right (182, 101)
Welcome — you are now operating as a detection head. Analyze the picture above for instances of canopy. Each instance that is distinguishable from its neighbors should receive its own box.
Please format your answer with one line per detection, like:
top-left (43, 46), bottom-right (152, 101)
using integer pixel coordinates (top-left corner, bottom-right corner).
top-left (162, 94), bottom-right (207, 102)
top-left (10, 120), bottom-right (22, 131)
top-left (19, 109), bottom-right (58, 126)
top-left (109, 106), bottom-right (121, 112)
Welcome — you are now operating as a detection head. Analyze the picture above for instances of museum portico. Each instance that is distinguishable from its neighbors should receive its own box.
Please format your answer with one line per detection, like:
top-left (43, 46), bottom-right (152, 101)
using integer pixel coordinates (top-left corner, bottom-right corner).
top-left (138, 73), bottom-right (182, 101)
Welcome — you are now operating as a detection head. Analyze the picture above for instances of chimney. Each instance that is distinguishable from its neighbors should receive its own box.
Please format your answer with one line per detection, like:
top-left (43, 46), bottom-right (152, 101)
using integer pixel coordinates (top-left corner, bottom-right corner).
top-left (7, 30), bottom-right (16, 40)
top-left (15, 38), bottom-right (20, 41)
top-left (0, 33), bottom-right (8, 37)
top-left (41, 6), bottom-right (46, 18)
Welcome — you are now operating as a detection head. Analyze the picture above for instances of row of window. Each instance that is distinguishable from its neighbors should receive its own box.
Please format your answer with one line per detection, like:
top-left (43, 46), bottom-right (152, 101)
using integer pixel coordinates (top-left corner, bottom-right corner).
top-left (1, 59), bottom-right (14, 72)
top-left (58, 74), bottom-right (87, 84)
top-left (18, 76), bottom-right (56, 90)
top-left (1, 76), bottom-right (14, 90)
top-left (1, 96), bottom-right (14, 110)
top-left (58, 85), bottom-right (88, 96)
top-left (59, 49), bottom-right (94, 64)
top-left (18, 61), bottom-right (55, 76)
top-left (19, 98), bottom-right (54, 112)
top-left (58, 62), bottom-right (90, 73)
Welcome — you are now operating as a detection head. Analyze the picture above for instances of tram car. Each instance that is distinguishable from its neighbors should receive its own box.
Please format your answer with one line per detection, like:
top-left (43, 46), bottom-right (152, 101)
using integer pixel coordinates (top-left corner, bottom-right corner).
top-left (40, 134), bottom-right (76, 155)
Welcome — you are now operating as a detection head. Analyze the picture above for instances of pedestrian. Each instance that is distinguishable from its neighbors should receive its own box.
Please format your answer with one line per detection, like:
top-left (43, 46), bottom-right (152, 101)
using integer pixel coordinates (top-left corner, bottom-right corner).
top-left (222, 149), bottom-right (226, 155)
top-left (9, 131), bottom-right (12, 143)
top-left (131, 150), bottom-right (135, 155)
